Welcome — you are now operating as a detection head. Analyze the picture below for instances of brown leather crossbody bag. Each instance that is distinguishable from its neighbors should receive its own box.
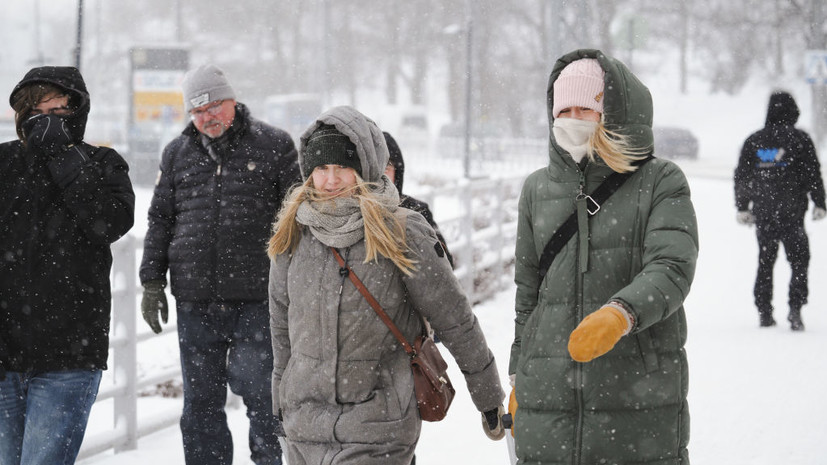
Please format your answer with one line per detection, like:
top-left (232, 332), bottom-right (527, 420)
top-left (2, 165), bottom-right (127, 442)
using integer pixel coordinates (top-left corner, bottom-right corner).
top-left (330, 247), bottom-right (455, 421)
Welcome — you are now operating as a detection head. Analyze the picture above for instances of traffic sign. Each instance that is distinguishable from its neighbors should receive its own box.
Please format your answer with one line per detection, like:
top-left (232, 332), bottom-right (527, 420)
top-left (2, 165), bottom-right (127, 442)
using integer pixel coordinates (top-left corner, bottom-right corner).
top-left (805, 50), bottom-right (827, 84)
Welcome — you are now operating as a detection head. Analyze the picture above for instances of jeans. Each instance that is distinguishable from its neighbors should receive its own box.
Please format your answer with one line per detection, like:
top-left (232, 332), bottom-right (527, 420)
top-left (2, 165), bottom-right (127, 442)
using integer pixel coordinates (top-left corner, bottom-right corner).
top-left (0, 369), bottom-right (102, 465)
top-left (177, 301), bottom-right (282, 465)
top-left (754, 221), bottom-right (810, 311)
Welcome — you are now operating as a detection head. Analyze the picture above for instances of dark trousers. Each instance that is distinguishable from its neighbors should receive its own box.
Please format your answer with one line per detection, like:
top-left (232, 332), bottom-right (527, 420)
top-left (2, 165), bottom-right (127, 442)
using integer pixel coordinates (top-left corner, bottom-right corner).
top-left (754, 221), bottom-right (810, 312)
top-left (177, 301), bottom-right (282, 465)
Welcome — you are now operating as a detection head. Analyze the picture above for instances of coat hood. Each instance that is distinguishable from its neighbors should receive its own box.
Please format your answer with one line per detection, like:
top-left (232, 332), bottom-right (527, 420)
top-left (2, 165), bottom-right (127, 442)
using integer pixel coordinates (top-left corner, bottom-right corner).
top-left (384, 131), bottom-right (405, 193)
top-left (299, 105), bottom-right (389, 183)
top-left (547, 49), bottom-right (653, 155)
top-left (764, 91), bottom-right (799, 127)
top-left (10, 66), bottom-right (90, 142)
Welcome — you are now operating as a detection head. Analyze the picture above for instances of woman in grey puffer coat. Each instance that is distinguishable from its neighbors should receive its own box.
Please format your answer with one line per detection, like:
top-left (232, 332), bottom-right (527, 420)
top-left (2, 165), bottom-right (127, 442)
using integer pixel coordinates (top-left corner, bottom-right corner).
top-left (267, 106), bottom-right (505, 464)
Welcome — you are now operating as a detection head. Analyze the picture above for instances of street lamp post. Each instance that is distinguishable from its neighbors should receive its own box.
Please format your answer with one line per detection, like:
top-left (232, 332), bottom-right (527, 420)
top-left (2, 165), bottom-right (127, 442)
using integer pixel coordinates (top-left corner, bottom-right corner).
top-left (462, 5), bottom-right (473, 179)
top-left (75, 0), bottom-right (84, 70)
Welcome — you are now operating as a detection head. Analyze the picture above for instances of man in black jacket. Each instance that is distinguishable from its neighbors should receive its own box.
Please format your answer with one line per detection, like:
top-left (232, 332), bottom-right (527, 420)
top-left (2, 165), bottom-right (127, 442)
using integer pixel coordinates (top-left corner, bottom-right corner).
top-left (0, 66), bottom-right (135, 464)
top-left (735, 90), bottom-right (826, 331)
top-left (139, 64), bottom-right (299, 465)
top-left (383, 131), bottom-right (454, 268)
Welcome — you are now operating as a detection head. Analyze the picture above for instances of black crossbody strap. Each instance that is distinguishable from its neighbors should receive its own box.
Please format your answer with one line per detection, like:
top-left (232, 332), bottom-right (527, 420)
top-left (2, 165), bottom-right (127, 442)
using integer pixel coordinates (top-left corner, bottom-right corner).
top-left (537, 156), bottom-right (652, 280)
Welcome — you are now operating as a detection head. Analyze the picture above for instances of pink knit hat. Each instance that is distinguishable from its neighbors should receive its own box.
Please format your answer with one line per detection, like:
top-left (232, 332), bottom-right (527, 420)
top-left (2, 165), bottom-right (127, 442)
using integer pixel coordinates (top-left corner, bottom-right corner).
top-left (552, 58), bottom-right (605, 118)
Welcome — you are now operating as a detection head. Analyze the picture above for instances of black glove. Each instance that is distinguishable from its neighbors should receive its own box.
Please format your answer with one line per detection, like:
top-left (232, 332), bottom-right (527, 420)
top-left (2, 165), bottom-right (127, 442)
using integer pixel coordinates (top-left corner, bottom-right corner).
top-left (23, 114), bottom-right (90, 186)
top-left (48, 145), bottom-right (90, 188)
top-left (23, 114), bottom-right (75, 156)
top-left (482, 405), bottom-right (506, 440)
top-left (141, 281), bottom-right (169, 334)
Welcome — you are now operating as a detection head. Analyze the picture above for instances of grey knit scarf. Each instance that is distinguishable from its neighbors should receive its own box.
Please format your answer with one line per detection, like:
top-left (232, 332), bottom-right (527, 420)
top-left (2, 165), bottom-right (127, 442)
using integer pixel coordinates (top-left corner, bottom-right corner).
top-left (296, 176), bottom-right (400, 248)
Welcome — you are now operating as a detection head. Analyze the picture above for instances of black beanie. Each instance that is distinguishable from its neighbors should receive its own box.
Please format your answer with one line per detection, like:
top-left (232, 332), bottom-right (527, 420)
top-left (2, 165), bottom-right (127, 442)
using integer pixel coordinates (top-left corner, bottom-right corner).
top-left (302, 124), bottom-right (362, 178)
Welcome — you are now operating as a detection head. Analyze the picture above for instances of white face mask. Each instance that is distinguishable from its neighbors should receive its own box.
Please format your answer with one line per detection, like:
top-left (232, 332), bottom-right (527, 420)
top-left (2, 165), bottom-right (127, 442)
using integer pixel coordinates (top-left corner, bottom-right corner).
top-left (552, 118), bottom-right (598, 163)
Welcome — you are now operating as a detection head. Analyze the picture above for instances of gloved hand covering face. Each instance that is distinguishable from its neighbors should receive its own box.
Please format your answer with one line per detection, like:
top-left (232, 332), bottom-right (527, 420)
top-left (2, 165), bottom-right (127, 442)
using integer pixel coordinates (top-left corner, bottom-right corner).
top-left (22, 114), bottom-right (75, 156)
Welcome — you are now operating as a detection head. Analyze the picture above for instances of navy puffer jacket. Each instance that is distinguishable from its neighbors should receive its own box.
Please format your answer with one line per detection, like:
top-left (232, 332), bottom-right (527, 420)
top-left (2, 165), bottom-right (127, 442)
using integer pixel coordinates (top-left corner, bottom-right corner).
top-left (139, 104), bottom-right (300, 302)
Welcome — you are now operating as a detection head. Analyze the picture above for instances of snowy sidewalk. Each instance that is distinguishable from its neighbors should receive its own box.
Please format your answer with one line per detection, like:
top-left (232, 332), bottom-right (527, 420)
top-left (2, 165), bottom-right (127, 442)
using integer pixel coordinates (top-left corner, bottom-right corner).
top-left (79, 175), bottom-right (827, 465)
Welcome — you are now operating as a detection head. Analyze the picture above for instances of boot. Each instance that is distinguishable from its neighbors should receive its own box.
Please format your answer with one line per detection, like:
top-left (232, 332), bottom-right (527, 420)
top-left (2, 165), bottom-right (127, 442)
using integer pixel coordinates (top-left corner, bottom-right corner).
top-left (759, 308), bottom-right (776, 327)
top-left (788, 307), bottom-right (805, 331)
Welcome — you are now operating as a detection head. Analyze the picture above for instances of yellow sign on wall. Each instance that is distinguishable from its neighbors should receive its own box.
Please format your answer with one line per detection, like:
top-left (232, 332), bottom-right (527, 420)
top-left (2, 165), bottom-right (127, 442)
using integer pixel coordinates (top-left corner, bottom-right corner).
top-left (132, 70), bottom-right (186, 123)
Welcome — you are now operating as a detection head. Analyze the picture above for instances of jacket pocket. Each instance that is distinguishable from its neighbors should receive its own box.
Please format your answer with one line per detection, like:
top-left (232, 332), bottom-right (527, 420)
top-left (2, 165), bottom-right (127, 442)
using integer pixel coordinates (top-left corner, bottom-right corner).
top-left (635, 329), bottom-right (660, 374)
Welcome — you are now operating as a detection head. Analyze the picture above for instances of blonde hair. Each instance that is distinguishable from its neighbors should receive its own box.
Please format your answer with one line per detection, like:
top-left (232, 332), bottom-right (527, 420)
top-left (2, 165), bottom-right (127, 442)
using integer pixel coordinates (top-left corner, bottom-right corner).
top-left (586, 120), bottom-right (651, 173)
top-left (267, 176), bottom-right (417, 275)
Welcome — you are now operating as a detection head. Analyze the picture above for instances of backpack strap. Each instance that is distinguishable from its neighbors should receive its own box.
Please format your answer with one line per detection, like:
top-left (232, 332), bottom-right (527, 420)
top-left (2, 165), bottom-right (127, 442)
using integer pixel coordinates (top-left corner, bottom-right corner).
top-left (537, 156), bottom-right (653, 280)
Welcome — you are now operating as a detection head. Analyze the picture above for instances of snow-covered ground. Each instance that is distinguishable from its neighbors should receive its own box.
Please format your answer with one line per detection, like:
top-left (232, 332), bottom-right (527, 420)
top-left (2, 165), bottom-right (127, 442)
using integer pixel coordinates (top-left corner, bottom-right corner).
top-left (78, 168), bottom-right (827, 465)
top-left (78, 72), bottom-right (827, 464)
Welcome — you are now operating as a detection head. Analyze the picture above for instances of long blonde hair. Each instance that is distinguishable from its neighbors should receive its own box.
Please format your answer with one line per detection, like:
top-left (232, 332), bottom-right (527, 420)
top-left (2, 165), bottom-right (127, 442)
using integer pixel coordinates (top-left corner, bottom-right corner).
top-left (267, 176), bottom-right (417, 275)
top-left (587, 121), bottom-right (651, 173)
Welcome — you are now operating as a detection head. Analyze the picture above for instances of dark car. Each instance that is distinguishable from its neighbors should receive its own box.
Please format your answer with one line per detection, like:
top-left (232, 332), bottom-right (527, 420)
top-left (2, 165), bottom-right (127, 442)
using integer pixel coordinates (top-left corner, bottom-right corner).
top-left (653, 126), bottom-right (698, 160)
top-left (437, 121), bottom-right (509, 160)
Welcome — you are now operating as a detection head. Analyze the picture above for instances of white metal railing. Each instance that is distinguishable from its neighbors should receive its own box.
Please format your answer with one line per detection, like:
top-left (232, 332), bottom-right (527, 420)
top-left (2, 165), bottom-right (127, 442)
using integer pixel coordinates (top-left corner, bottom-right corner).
top-left (77, 174), bottom-right (524, 460)
top-left (77, 235), bottom-right (183, 460)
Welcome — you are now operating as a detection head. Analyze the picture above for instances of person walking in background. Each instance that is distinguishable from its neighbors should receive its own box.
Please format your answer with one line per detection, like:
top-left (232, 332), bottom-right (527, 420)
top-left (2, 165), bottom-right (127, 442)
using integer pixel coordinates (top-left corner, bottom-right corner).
top-left (267, 106), bottom-right (505, 464)
top-left (0, 66), bottom-right (135, 465)
top-left (383, 131), bottom-right (454, 268)
top-left (509, 49), bottom-right (698, 464)
top-left (735, 90), bottom-right (826, 331)
top-left (139, 64), bottom-right (300, 465)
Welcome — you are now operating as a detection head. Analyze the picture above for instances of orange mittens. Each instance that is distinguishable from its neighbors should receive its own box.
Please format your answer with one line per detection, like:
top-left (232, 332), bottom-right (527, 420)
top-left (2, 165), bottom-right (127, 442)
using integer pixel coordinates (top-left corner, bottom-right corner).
top-left (507, 387), bottom-right (517, 437)
top-left (568, 304), bottom-right (631, 362)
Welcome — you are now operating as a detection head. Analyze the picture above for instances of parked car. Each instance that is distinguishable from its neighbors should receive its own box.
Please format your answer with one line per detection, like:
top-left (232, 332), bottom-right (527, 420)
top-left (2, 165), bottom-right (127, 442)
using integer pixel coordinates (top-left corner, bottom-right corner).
top-left (653, 126), bottom-right (698, 160)
top-left (394, 107), bottom-right (430, 154)
top-left (436, 121), bottom-right (509, 160)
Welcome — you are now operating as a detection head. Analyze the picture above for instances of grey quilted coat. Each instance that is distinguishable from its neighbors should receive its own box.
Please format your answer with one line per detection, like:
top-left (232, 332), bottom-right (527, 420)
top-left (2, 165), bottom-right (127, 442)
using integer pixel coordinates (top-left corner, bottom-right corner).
top-left (510, 50), bottom-right (699, 464)
top-left (269, 106), bottom-right (504, 465)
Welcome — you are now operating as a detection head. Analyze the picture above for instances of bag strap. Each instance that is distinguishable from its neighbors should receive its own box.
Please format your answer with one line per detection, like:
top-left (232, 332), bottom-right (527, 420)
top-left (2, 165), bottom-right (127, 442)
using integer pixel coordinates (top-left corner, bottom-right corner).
top-left (537, 156), bottom-right (653, 280)
top-left (330, 247), bottom-right (416, 356)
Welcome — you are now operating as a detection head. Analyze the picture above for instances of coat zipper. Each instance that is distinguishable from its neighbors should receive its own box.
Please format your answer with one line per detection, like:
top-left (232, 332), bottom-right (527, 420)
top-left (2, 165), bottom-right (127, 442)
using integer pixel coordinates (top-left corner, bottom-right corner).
top-left (24, 171), bottom-right (41, 365)
top-left (337, 247), bottom-right (351, 295)
top-left (573, 164), bottom-right (588, 465)
top-left (211, 162), bottom-right (223, 296)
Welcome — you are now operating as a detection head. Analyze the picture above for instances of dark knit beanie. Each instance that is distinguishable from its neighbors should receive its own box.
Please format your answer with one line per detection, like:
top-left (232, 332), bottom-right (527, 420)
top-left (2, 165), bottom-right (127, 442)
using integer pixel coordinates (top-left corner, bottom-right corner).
top-left (302, 124), bottom-right (362, 178)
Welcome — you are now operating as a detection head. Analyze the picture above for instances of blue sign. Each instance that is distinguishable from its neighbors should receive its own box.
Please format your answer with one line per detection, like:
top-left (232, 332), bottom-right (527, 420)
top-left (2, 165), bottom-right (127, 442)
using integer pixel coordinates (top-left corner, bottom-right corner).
top-left (805, 51), bottom-right (827, 84)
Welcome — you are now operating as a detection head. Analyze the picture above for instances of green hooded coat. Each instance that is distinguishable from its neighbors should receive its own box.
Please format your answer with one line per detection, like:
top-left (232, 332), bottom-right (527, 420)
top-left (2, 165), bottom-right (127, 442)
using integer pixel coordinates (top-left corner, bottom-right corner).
top-left (509, 49), bottom-right (698, 465)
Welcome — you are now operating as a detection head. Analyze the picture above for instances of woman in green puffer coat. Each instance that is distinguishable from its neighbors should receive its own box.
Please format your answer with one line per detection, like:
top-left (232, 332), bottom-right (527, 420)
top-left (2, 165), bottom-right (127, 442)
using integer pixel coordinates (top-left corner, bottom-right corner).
top-left (508, 49), bottom-right (698, 464)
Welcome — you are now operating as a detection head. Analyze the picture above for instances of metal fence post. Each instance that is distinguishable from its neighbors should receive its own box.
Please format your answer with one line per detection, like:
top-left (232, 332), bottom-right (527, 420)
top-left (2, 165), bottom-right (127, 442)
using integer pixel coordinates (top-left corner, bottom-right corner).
top-left (460, 181), bottom-right (475, 299)
top-left (112, 236), bottom-right (138, 452)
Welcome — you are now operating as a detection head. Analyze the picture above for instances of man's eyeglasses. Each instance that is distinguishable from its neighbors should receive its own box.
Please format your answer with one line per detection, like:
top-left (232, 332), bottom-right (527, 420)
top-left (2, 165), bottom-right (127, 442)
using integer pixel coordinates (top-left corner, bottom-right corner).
top-left (190, 100), bottom-right (226, 120)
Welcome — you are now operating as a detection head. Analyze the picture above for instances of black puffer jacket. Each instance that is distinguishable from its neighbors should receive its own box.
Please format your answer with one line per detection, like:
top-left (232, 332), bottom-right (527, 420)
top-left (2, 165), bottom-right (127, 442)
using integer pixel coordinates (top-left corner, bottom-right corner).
top-left (735, 91), bottom-right (826, 225)
top-left (140, 104), bottom-right (300, 302)
top-left (384, 132), bottom-right (454, 267)
top-left (0, 67), bottom-right (135, 372)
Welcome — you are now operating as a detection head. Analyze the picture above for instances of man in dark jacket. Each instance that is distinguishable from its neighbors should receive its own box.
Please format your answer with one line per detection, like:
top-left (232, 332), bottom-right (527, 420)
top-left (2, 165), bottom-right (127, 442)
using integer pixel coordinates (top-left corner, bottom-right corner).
top-left (0, 66), bottom-right (135, 464)
top-left (383, 131), bottom-right (454, 268)
top-left (735, 90), bottom-right (826, 331)
top-left (139, 64), bottom-right (299, 465)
